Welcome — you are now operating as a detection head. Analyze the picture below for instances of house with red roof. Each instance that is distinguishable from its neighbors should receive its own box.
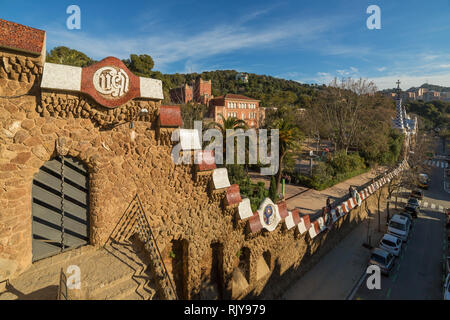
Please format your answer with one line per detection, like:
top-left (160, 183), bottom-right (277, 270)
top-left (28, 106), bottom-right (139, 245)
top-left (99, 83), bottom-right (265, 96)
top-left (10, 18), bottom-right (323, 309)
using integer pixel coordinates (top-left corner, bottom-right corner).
top-left (209, 94), bottom-right (265, 128)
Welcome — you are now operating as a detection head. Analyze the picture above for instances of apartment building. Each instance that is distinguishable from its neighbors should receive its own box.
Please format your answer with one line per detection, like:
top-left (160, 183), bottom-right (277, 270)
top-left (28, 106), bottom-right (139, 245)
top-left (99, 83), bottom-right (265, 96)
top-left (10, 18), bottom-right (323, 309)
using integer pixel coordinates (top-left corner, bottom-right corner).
top-left (209, 94), bottom-right (265, 128)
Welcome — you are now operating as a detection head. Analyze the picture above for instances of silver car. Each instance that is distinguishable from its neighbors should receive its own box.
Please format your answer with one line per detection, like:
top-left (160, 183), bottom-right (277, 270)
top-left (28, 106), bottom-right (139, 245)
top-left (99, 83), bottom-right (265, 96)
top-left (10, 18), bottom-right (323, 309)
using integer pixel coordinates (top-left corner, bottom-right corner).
top-left (369, 248), bottom-right (395, 276)
top-left (379, 234), bottom-right (402, 257)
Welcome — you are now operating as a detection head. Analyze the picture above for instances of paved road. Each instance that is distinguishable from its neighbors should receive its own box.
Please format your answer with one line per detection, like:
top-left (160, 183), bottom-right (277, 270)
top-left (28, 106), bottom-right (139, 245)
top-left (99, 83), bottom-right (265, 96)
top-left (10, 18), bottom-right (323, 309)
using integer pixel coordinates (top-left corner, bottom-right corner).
top-left (353, 147), bottom-right (448, 300)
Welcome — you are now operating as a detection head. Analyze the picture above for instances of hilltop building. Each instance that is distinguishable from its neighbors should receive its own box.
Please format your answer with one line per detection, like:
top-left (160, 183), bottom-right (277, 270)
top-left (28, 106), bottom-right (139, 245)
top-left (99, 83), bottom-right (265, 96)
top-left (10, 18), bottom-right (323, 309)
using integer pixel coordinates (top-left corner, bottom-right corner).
top-left (169, 78), bottom-right (212, 105)
top-left (235, 72), bottom-right (249, 83)
top-left (386, 85), bottom-right (450, 102)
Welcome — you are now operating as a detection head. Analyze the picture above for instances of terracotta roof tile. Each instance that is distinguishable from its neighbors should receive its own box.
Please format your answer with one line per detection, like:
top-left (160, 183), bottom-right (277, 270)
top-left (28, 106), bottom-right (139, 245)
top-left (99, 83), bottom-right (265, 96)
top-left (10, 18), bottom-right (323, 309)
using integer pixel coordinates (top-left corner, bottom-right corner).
top-left (0, 19), bottom-right (45, 56)
top-left (160, 105), bottom-right (182, 127)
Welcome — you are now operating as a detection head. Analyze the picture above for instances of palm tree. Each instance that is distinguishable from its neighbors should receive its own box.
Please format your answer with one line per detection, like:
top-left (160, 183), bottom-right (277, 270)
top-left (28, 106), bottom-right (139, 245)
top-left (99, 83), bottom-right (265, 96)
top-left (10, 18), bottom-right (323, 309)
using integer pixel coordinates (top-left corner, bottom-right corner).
top-left (209, 113), bottom-right (248, 134)
top-left (271, 118), bottom-right (303, 196)
top-left (206, 114), bottom-right (248, 165)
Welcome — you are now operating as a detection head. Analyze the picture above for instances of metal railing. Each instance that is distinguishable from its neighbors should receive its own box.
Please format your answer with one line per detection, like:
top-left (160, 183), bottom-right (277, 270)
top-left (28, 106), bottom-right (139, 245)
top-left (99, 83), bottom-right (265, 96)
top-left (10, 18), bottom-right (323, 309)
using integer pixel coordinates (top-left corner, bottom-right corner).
top-left (132, 195), bottom-right (178, 300)
top-left (57, 268), bottom-right (68, 300)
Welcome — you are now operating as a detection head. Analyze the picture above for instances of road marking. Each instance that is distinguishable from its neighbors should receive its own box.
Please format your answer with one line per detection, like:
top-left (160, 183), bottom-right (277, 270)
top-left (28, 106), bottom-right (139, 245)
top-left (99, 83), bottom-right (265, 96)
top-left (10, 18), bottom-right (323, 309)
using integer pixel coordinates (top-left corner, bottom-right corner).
top-left (386, 288), bottom-right (391, 299)
top-left (431, 203), bottom-right (436, 209)
top-left (346, 271), bottom-right (367, 300)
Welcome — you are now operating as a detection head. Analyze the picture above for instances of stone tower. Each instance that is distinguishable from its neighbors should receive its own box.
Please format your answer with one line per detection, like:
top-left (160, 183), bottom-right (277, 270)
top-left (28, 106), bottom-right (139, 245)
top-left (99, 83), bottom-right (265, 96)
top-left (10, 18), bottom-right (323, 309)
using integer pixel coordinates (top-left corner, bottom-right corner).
top-left (392, 80), bottom-right (405, 131)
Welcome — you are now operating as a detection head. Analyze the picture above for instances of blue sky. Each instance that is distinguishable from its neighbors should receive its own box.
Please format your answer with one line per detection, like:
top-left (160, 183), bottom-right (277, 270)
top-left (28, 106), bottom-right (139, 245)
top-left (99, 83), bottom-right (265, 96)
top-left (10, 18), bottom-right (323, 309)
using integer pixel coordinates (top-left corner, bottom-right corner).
top-left (2, 0), bottom-right (450, 89)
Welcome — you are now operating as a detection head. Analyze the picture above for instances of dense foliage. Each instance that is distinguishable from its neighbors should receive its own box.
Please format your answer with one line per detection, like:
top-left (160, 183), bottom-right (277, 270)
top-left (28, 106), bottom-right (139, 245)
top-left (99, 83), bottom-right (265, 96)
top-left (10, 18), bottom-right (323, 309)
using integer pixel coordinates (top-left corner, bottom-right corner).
top-left (46, 46), bottom-right (320, 108)
top-left (158, 70), bottom-right (320, 108)
top-left (226, 165), bottom-right (268, 211)
top-left (46, 46), bottom-right (95, 67)
top-left (405, 100), bottom-right (450, 132)
top-left (294, 152), bottom-right (368, 191)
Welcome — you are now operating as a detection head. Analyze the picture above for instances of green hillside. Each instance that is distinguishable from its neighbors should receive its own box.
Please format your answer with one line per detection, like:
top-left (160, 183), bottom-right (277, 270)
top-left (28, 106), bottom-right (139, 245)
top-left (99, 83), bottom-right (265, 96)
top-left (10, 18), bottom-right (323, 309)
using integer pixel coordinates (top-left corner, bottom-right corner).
top-left (46, 46), bottom-right (320, 108)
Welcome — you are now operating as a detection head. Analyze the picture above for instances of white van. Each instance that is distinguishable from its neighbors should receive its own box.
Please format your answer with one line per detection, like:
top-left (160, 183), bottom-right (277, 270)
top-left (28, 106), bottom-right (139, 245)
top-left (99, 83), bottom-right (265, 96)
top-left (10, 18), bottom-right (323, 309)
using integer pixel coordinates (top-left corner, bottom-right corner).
top-left (387, 214), bottom-right (410, 242)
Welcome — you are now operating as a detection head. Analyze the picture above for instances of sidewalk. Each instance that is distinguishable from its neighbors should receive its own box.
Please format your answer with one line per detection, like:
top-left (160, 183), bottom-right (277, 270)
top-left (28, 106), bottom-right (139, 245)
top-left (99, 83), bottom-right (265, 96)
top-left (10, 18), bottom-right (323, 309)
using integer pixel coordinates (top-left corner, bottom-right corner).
top-left (282, 194), bottom-right (392, 300)
top-left (251, 168), bottom-right (385, 215)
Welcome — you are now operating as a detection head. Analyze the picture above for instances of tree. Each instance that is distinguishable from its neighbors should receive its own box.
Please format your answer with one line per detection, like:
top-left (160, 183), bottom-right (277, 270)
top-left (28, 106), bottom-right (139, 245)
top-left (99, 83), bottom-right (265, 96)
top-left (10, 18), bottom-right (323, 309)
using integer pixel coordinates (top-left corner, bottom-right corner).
top-left (270, 116), bottom-right (303, 195)
top-left (269, 176), bottom-right (278, 202)
top-left (206, 114), bottom-right (249, 168)
top-left (46, 46), bottom-right (95, 67)
top-left (311, 78), bottom-right (378, 154)
top-left (180, 103), bottom-right (207, 129)
top-left (122, 54), bottom-right (155, 77)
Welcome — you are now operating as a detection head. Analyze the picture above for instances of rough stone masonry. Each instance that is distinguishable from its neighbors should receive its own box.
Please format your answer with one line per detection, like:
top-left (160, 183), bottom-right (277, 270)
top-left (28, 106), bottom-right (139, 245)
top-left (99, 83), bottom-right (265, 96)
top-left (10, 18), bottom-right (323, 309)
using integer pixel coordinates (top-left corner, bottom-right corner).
top-left (0, 18), bottom-right (405, 300)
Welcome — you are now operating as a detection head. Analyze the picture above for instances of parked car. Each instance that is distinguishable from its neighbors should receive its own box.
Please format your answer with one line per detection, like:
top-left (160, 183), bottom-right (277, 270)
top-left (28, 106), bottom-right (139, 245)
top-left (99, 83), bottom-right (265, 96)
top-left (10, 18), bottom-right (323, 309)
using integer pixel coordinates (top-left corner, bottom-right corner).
top-left (410, 189), bottom-right (424, 200)
top-left (379, 234), bottom-right (402, 257)
top-left (403, 205), bottom-right (419, 219)
top-left (406, 198), bottom-right (420, 208)
top-left (418, 173), bottom-right (429, 189)
top-left (369, 248), bottom-right (395, 276)
top-left (444, 274), bottom-right (450, 300)
top-left (388, 214), bottom-right (411, 242)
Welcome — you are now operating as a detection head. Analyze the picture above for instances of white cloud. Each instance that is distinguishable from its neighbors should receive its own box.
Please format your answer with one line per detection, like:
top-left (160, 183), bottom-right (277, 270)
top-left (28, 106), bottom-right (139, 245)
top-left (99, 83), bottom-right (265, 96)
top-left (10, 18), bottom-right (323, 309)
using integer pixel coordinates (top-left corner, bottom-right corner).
top-left (377, 67), bottom-right (386, 72)
top-left (45, 15), bottom-right (336, 72)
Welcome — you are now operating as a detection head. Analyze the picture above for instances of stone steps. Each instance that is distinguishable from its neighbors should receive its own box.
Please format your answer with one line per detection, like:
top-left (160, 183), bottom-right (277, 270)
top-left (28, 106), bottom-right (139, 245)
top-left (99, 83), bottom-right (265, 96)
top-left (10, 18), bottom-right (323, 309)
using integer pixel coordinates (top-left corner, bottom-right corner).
top-left (77, 240), bottom-right (158, 300)
top-left (2, 238), bottom-right (159, 300)
top-left (88, 276), bottom-right (155, 300)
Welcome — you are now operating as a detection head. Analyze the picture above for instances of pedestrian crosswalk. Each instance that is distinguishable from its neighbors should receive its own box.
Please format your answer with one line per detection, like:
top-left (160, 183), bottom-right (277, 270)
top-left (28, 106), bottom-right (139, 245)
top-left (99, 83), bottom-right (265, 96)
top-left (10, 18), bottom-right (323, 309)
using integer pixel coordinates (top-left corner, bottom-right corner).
top-left (421, 201), bottom-right (444, 212)
top-left (423, 159), bottom-right (448, 168)
top-left (398, 198), bottom-right (444, 212)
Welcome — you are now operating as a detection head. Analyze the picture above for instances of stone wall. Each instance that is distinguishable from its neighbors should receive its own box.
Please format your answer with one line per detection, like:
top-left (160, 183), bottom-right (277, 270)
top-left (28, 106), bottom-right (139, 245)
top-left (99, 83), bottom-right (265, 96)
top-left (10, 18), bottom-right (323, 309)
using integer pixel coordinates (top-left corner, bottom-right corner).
top-left (0, 19), bottom-right (407, 300)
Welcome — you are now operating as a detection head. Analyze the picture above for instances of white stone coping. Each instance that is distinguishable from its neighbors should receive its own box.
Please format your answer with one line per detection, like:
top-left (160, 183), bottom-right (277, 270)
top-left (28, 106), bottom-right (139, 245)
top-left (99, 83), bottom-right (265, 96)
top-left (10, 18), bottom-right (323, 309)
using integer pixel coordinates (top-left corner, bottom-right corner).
top-left (140, 77), bottom-right (164, 100)
top-left (308, 224), bottom-right (318, 239)
top-left (178, 129), bottom-right (202, 151)
top-left (298, 217), bottom-right (309, 234)
top-left (238, 198), bottom-right (253, 220)
top-left (212, 168), bottom-right (231, 189)
top-left (41, 62), bottom-right (164, 101)
top-left (41, 63), bottom-right (82, 91)
top-left (284, 211), bottom-right (296, 230)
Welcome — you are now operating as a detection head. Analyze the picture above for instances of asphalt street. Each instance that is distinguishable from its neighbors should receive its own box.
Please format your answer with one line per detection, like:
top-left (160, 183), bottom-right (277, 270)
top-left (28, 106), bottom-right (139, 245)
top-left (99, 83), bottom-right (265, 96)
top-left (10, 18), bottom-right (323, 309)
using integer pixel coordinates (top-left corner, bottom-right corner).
top-left (354, 145), bottom-right (448, 300)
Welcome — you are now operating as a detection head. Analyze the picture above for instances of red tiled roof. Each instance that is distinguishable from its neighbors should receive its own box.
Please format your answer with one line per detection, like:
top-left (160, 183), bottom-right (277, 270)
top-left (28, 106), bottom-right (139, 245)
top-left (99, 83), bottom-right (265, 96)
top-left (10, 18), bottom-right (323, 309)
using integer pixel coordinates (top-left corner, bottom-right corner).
top-left (0, 19), bottom-right (45, 56)
top-left (160, 105), bottom-right (182, 127)
top-left (224, 94), bottom-right (259, 101)
top-left (211, 94), bottom-right (259, 102)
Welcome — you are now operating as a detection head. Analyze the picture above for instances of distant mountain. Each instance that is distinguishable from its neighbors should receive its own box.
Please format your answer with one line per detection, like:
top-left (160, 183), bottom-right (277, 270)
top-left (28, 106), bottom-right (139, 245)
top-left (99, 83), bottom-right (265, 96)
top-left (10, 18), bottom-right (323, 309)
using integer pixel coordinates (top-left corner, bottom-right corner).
top-left (407, 83), bottom-right (450, 92)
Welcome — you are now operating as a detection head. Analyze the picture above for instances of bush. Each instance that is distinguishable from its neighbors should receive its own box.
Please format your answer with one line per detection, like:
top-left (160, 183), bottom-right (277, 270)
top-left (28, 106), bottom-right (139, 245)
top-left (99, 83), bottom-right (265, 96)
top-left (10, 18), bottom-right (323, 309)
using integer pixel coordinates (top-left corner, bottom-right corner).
top-left (309, 152), bottom-right (368, 190)
top-left (227, 164), bottom-right (268, 211)
top-left (269, 176), bottom-right (278, 203)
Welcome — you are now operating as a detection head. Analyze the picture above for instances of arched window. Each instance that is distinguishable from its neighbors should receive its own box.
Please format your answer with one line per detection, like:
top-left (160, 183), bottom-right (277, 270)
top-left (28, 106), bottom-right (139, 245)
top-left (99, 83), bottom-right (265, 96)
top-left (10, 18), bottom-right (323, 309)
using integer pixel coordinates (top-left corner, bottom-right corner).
top-left (32, 156), bottom-right (90, 262)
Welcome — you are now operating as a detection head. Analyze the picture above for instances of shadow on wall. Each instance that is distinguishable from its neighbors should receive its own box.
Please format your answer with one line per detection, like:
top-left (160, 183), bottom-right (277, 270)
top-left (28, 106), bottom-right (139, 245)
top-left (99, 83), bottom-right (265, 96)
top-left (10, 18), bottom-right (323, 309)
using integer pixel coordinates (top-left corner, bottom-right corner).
top-left (243, 206), bottom-right (368, 300)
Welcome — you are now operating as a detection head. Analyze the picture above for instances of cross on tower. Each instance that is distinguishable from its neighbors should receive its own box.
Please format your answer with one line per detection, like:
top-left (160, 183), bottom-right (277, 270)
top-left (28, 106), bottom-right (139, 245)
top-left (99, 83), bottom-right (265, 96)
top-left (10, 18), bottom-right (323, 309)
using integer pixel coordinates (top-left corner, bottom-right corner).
top-left (396, 80), bottom-right (401, 89)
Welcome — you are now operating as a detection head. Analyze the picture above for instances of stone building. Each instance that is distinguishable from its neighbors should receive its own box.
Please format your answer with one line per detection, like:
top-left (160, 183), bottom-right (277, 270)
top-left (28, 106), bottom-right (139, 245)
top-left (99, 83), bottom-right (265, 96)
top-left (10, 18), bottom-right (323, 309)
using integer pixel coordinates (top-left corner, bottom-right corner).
top-left (0, 19), bottom-right (407, 300)
top-left (169, 78), bottom-right (212, 105)
top-left (209, 94), bottom-right (265, 128)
